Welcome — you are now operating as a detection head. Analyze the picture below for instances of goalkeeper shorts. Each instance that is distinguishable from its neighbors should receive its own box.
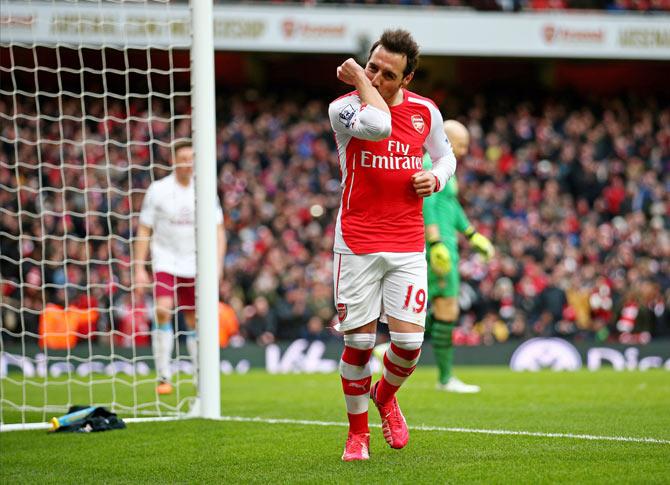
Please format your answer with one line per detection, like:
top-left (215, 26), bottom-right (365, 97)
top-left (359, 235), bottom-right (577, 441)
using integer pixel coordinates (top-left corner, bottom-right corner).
top-left (427, 249), bottom-right (460, 298)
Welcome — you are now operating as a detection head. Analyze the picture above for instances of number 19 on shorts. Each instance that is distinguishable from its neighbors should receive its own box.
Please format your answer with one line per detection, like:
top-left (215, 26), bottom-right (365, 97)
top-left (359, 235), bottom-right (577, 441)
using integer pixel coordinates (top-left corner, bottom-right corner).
top-left (403, 284), bottom-right (426, 314)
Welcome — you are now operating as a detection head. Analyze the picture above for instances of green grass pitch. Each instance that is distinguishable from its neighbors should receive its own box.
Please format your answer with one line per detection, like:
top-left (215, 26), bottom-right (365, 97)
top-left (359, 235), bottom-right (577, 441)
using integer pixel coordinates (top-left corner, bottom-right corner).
top-left (2, 367), bottom-right (669, 484)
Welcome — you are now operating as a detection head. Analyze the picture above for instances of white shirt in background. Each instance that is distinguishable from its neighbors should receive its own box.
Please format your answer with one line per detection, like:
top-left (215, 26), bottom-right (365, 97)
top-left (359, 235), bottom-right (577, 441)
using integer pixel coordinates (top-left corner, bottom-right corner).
top-left (139, 173), bottom-right (224, 277)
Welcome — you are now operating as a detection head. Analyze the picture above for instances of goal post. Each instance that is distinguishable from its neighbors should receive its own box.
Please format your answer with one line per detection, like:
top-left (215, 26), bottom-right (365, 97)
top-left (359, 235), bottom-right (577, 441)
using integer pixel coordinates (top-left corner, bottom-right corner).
top-left (0, 0), bottom-right (220, 429)
top-left (191, 0), bottom-right (220, 420)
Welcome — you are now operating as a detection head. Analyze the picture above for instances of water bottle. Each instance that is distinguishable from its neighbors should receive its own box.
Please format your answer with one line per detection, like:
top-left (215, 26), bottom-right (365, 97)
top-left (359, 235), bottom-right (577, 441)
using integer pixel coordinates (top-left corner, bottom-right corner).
top-left (50, 406), bottom-right (97, 430)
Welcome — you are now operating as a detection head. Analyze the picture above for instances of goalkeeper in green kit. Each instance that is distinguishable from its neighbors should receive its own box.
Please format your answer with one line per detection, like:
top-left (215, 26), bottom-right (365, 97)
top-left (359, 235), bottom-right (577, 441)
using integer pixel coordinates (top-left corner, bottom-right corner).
top-left (424, 120), bottom-right (494, 393)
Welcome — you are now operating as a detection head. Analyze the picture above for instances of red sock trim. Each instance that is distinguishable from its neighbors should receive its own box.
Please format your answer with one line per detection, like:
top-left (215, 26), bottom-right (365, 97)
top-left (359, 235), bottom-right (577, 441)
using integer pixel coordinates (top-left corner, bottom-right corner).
top-left (390, 343), bottom-right (421, 361)
top-left (341, 346), bottom-right (373, 366)
top-left (375, 376), bottom-right (400, 405)
top-left (347, 412), bottom-right (369, 435)
top-left (383, 353), bottom-right (417, 378)
top-left (341, 375), bottom-right (372, 396)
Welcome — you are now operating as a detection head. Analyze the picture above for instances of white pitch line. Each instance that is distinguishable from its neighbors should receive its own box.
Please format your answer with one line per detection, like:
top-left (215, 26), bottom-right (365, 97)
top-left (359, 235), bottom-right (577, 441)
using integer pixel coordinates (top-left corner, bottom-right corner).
top-left (218, 415), bottom-right (670, 445)
top-left (4, 415), bottom-right (668, 445)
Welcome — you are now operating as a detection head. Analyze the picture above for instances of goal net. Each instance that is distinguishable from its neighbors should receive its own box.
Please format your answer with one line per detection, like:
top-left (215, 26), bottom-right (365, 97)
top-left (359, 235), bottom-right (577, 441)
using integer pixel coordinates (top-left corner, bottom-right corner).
top-left (0, 0), bottom-right (206, 429)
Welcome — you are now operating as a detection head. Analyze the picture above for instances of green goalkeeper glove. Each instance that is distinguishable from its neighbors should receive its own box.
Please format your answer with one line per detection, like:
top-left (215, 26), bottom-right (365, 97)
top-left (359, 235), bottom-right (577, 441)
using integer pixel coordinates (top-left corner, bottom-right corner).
top-left (429, 241), bottom-right (452, 276)
top-left (464, 227), bottom-right (495, 262)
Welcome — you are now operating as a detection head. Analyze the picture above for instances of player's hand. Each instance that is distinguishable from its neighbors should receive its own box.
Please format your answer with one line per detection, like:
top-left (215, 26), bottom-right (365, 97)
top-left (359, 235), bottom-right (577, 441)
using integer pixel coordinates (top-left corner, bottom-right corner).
top-left (411, 171), bottom-right (437, 198)
top-left (337, 58), bottom-right (366, 86)
top-left (429, 241), bottom-right (452, 276)
top-left (469, 232), bottom-right (495, 262)
top-left (134, 266), bottom-right (151, 297)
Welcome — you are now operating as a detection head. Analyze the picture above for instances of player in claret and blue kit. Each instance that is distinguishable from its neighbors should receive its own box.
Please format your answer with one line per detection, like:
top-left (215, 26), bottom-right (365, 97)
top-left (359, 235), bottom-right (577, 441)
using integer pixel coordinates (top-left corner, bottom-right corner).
top-left (328, 29), bottom-right (457, 461)
top-left (134, 141), bottom-right (226, 396)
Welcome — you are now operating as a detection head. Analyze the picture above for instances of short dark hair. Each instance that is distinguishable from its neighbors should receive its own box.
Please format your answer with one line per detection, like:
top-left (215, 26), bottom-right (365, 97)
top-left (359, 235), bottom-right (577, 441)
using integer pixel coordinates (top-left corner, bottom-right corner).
top-left (172, 139), bottom-right (192, 154)
top-left (368, 29), bottom-right (420, 78)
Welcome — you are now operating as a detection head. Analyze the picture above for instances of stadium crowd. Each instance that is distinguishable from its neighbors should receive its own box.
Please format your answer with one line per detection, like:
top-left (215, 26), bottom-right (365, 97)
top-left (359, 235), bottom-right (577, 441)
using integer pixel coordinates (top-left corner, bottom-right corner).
top-left (1, 89), bottom-right (669, 348)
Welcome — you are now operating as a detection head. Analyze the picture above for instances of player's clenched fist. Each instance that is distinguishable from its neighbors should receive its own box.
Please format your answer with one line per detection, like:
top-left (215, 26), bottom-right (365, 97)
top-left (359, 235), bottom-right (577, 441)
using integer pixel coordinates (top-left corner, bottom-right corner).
top-left (411, 170), bottom-right (437, 198)
top-left (429, 241), bottom-right (451, 275)
top-left (337, 58), bottom-right (366, 86)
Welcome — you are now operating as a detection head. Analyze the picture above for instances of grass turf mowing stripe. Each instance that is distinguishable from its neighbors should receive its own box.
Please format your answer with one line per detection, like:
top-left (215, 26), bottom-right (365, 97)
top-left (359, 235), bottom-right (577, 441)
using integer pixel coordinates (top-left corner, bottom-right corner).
top-left (218, 415), bottom-right (670, 445)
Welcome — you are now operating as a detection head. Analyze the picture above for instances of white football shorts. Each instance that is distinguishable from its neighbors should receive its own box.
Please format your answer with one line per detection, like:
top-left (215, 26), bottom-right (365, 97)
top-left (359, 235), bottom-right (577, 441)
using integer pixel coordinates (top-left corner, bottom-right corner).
top-left (333, 251), bottom-right (427, 332)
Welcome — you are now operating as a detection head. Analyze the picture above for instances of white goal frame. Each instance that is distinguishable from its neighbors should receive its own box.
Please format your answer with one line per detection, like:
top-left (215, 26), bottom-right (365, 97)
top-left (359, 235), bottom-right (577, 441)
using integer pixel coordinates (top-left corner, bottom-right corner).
top-left (191, 0), bottom-right (220, 421)
top-left (0, 0), bottom-right (219, 431)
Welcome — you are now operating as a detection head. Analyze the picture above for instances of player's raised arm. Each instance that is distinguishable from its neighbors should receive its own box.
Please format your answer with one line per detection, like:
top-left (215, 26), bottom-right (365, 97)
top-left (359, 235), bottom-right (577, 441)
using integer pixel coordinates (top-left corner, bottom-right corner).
top-left (328, 59), bottom-right (392, 142)
top-left (337, 58), bottom-right (389, 116)
top-left (328, 96), bottom-right (392, 142)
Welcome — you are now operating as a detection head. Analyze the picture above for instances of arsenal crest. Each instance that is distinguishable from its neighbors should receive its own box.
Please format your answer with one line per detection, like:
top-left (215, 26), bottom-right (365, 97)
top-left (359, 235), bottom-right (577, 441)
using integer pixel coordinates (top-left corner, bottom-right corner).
top-left (337, 303), bottom-right (348, 322)
top-left (411, 114), bottom-right (425, 134)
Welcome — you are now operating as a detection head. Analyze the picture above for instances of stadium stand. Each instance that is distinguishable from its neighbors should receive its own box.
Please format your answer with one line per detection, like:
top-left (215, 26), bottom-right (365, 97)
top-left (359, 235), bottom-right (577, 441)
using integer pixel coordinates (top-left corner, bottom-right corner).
top-left (1, 89), bottom-right (668, 348)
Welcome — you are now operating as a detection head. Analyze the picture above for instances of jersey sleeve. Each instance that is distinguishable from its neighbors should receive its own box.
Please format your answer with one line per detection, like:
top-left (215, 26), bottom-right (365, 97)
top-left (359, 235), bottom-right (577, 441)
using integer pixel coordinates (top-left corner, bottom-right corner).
top-left (138, 183), bottom-right (156, 228)
top-left (328, 93), bottom-right (392, 142)
top-left (423, 104), bottom-right (456, 191)
top-left (423, 158), bottom-right (469, 235)
top-left (450, 197), bottom-right (471, 233)
top-left (423, 191), bottom-right (440, 227)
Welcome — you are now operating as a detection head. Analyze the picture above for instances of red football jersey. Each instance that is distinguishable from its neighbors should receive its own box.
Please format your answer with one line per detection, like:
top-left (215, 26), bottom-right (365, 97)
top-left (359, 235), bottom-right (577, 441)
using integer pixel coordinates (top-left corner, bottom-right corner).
top-left (328, 89), bottom-right (455, 254)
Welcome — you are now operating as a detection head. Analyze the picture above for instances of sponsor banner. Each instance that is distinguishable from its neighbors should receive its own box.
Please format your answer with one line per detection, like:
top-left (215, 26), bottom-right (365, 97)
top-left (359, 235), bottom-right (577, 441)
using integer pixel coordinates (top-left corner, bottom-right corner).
top-left (2, 338), bottom-right (669, 376)
top-left (510, 337), bottom-right (670, 372)
top-left (0, 340), bottom-right (341, 377)
top-left (1, 4), bottom-right (668, 59)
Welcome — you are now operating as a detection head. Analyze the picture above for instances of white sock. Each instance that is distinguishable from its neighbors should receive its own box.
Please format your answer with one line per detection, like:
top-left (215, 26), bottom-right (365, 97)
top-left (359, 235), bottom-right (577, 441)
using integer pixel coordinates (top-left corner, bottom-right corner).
top-left (186, 331), bottom-right (198, 386)
top-left (152, 322), bottom-right (174, 382)
top-left (340, 333), bottom-right (376, 422)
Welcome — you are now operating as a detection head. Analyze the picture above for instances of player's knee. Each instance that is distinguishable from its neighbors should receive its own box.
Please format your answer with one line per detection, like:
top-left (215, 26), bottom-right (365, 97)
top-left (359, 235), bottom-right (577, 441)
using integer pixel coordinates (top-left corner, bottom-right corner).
top-left (389, 331), bottom-right (424, 351)
top-left (443, 310), bottom-right (459, 322)
top-left (433, 298), bottom-right (459, 322)
top-left (183, 311), bottom-right (196, 329)
top-left (154, 307), bottom-right (173, 323)
top-left (341, 333), bottom-right (376, 367)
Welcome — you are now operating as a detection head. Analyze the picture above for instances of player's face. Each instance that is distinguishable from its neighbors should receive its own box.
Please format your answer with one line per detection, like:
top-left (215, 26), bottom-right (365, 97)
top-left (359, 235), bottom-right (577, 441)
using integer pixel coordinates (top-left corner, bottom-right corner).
top-left (451, 134), bottom-right (470, 158)
top-left (173, 146), bottom-right (194, 180)
top-left (365, 46), bottom-right (414, 104)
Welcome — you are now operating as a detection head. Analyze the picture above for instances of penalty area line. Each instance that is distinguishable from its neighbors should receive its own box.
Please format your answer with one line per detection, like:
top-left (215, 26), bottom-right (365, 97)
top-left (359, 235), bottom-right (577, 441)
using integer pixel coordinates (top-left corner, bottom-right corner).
top-left (218, 415), bottom-right (670, 445)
